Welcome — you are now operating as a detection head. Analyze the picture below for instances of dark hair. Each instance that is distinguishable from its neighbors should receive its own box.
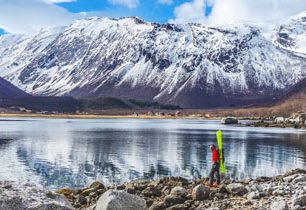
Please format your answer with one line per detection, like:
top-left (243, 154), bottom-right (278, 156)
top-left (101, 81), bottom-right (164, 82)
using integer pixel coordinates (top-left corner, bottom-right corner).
top-left (210, 144), bottom-right (216, 148)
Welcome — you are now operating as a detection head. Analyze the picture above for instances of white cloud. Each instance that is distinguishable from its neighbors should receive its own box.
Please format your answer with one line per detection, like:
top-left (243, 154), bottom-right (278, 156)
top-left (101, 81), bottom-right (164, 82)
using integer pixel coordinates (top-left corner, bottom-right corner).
top-left (170, 0), bottom-right (306, 25)
top-left (0, 0), bottom-right (79, 34)
top-left (158, 0), bottom-right (173, 5)
top-left (169, 0), bottom-right (207, 24)
top-left (209, 0), bottom-right (306, 25)
top-left (108, 0), bottom-right (139, 8)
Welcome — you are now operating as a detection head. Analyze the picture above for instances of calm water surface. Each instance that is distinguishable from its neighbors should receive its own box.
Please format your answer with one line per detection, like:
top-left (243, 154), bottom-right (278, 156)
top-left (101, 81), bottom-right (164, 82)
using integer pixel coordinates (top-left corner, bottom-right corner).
top-left (0, 118), bottom-right (305, 189)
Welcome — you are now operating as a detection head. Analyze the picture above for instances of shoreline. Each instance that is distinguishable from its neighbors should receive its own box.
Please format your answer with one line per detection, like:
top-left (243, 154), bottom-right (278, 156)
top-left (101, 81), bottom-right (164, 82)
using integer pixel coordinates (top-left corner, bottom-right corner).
top-left (0, 169), bottom-right (306, 210)
top-left (57, 168), bottom-right (306, 210)
top-left (1, 113), bottom-right (306, 130)
top-left (0, 113), bottom-right (189, 120)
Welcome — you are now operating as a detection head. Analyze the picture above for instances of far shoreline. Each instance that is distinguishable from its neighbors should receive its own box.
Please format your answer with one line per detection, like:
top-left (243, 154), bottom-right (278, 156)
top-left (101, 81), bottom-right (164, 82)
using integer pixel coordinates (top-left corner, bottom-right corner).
top-left (0, 113), bottom-right (206, 120)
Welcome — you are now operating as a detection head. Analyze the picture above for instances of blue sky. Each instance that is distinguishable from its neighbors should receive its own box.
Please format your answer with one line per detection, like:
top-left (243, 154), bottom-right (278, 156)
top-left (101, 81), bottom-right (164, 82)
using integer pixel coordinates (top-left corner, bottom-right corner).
top-left (1, 0), bottom-right (306, 35)
top-left (0, 28), bottom-right (5, 35)
top-left (0, 0), bottom-right (187, 34)
top-left (57, 0), bottom-right (212, 23)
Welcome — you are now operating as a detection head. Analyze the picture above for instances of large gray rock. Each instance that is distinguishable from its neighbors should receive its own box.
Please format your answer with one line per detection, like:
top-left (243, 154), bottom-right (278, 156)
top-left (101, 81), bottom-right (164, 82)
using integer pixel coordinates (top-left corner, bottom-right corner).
top-left (292, 194), bottom-right (306, 207)
top-left (96, 190), bottom-right (146, 210)
top-left (247, 191), bottom-right (260, 200)
top-left (0, 181), bottom-right (73, 210)
top-left (192, 184), bottom-right (210, 201)
top-left (227, 183), bottom-right (247, 196)
top-left (271, 200), bottom-right (289, 210)
top-left (170, 186), bottom-right (187, 197)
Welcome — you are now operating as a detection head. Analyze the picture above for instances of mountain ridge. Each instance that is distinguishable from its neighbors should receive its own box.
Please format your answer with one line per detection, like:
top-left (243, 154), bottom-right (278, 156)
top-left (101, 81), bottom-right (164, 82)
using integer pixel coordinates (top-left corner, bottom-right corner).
top-left (0, 13), bottom-right (306, 108)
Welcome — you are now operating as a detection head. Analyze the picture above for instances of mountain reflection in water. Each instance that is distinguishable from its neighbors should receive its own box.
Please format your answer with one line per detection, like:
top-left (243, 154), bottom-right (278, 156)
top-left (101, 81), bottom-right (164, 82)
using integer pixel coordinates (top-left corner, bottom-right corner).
top-left (0, 118), bottom-right (305, 189)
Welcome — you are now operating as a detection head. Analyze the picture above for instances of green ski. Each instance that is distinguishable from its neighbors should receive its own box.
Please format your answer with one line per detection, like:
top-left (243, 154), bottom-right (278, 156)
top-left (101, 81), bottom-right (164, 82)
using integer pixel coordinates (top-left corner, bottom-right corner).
top-left (216, 130), bottom-right (226, 174)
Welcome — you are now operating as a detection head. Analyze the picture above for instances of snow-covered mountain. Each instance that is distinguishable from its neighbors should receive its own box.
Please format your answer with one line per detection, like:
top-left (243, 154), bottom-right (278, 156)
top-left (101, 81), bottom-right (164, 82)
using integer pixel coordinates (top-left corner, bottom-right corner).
top-left (0, 13), bottom-right (306, 108)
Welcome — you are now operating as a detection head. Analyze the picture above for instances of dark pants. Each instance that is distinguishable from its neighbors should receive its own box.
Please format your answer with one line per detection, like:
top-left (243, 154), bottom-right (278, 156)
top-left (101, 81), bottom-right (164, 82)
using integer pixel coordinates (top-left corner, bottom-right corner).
top-left (209, 162), bottom-right (220, 185)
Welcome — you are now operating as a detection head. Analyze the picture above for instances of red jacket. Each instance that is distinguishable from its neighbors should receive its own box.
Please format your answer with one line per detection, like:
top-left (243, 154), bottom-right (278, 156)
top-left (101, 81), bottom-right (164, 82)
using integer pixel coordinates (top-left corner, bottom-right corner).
top-left (212, 149), bottom-right (219, 164)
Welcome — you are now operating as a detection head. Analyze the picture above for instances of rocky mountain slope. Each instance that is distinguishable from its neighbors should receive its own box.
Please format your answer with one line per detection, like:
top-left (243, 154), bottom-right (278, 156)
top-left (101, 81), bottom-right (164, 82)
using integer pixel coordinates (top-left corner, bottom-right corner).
top-left (0, 12), bottom-right (306, 108)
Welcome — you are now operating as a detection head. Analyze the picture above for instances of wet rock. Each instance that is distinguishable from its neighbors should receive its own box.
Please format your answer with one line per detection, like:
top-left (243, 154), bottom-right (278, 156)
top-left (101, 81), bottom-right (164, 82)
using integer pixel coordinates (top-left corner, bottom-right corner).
top-left (192, 184), bottom-right (210, 201)
top-left (90, 181), bottom-right (106, 190)
top-left (164, 195), bottom-right (185, 206)
top-left (96, 190), bottom-right (146, 210)
top-left (227, 183), bottom-right (247, 196)
top-left (271, 200), bottom-right (289, 210)
top-left (170, 186), bottom-right (187, 197)
top-left (0, 181), bottom-right (73, 210)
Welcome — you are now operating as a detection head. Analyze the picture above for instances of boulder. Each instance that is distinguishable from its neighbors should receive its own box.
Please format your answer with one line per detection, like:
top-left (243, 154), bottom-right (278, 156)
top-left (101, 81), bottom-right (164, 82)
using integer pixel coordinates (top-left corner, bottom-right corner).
top-left (0, 181), bottom-right (73, 210)
top-left (227, 183), bottom-right (247, 196)
top-left (142, 187), bottom-right (161, 197)
top-left (96, 190), bottom-right (146, 210)
top-left (221, 117), bottom-right (238, 125)
top-left (192, 184), bottom-right (210, 201)
top-left (170, 186), bottom-right (187, 197)
top-left (90, 181), bottom-right (106, 190)
top-left (292, 194), bottom-right (306, 207)
top-left (164, 195), bottom-right (185, 206)
top-left (247, 191), bottom-right (260, 200)
top-left (271, 201), bottom-right (289, 210)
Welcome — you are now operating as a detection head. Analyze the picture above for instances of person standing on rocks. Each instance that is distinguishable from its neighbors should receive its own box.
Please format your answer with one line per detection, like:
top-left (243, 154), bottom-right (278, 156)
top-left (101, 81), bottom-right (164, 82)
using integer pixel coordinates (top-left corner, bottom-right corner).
top-left (208, 144), bottom-right (221, 186)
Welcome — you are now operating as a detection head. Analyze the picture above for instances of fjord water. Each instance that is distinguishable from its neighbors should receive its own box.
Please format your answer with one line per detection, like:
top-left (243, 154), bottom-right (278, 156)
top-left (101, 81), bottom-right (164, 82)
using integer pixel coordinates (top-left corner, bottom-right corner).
top-left (0, 118), bottom-right (305, 189)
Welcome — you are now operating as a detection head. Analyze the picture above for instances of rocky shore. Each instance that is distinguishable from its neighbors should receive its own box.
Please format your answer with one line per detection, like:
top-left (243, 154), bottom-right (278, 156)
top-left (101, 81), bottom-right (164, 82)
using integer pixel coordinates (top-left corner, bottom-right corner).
top-left (1, 169), bottom-right (306, 210)
top-left (59, 169), bottom-right (306, 210)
